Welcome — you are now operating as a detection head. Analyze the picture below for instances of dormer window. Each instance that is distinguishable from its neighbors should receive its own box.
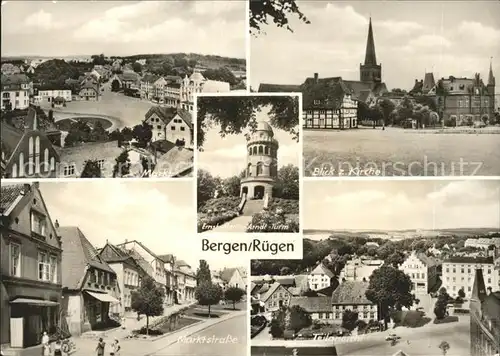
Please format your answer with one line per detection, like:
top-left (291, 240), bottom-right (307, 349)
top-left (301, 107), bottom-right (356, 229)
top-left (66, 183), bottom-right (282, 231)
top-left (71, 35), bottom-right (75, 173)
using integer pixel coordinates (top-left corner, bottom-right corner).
top-left (314, 100), bottom-right (320, 105)
top-left (31, 211), bottom-right (47, 237)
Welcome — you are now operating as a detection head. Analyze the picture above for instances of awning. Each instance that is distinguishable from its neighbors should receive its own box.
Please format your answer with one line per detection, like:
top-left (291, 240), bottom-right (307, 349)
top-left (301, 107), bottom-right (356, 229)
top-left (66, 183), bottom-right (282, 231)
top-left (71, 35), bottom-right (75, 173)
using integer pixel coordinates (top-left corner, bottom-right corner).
top-left (86, 291), bottom-right (120, 304)
top-left (10, 298), bottom-right (59, 306)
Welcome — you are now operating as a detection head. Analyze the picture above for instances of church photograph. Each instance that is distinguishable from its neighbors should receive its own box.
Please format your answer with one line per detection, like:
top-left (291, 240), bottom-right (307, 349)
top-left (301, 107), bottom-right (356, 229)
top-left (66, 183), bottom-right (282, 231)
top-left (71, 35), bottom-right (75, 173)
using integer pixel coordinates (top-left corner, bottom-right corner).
top-left (251, 1), bottom-right (500, 177)
top-left (196, 94), bottom-right (300, 234)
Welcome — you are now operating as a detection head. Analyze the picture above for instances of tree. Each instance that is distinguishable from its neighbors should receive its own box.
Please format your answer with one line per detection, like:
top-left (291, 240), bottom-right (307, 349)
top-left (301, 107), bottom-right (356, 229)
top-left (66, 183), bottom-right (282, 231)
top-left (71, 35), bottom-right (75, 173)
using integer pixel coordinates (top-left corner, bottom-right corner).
top-left (132, 62), bottom-right (143, 73)
top-left (250, 0), bottom-right (310, 35)
top-left (197, 96), bottom-right (299, 150)
top-left (197, 169), bottom-right (218, 209)
top-left (202, 67), bottom-right (238, 86)
top-left (81, 160), bottom-right (102, 178)
top-left (48, 110), bottom-right (54, 123)
top-left (195, 281), bottom-right (222, 318)
top-left (341, 310), bottom-right (359, 331)
top-left (113, 150), bottom-right (131, 177)
top-left (269, 308), bottom-right (286, 338)
top-left (434, 290), bottom-right (448, 319)
top-left (91, 54), bottom-right (106, 66)
top-left (272, 165), bottom-right (299, 200)
top-left (196, 260), bottom-right (212, 285)
top-left (224, 286), bottom-right (245, 310)
top-left (222, 176), bottom-right (241, 197)
top-left (89, 121), bottom-right (109, 142)
top-left (438, 341), bottom-right (450, 355)
top-left (386, 252), bottom-right (405, 268)
top-left (365, 266), bottom-right (414, 329)
top-left (377, 99), bottom-right (396, 126)
top-left (131, 276), bottom-right (165, 335)
top-left (288, 305), bottom-right (312, 333)
top-left (132, 122), bottom-right (153, 148)
top-left (457, 288), bottom-right (465, 299)
top-left (111, 79), bottom-right (121, 92)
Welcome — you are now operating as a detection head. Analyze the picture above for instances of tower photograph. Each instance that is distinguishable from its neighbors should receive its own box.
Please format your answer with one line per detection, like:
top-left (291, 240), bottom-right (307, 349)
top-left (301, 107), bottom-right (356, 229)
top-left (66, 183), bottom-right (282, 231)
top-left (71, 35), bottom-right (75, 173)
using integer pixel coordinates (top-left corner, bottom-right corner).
top-left (251, 0), bottom-right (500, 176)
top-left (196, 95), bottom-right (301, 234)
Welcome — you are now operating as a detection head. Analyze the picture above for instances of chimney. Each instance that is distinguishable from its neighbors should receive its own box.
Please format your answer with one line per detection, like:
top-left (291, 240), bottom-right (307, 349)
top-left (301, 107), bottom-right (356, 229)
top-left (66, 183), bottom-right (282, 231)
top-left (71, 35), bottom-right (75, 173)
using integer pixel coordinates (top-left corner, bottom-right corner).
top-left (54, 219), bottom-right (59, 229)
top-left (314, 73), bottom-right (319, 83)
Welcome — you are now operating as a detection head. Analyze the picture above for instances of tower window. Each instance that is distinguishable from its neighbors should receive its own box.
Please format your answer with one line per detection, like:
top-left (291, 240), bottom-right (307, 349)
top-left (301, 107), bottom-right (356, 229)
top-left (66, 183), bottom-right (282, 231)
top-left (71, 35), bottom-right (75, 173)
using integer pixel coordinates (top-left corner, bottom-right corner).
top-left (265, 146), bottom-right (269, 155)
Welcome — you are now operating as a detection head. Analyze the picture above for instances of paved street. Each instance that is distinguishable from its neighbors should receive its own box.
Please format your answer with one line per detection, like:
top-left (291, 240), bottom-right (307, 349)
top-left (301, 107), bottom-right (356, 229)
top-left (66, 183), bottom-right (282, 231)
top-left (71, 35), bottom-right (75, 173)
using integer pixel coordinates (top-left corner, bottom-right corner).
top-left (152, 313), bottom-right (247, 356)
top-left (304, 128), bottom-right (500, 176)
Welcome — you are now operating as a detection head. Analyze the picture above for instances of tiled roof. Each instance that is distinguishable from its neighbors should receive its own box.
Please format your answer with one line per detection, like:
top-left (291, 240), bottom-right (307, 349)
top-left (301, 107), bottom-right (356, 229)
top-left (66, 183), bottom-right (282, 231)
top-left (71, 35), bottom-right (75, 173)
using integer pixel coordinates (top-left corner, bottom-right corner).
top-left (258, 83), bottom-right (301, 92)
top-left (331, 281), bottom-right (372, 305)
top-left (310, 263), bottom-right (335, 278)
top-left (119, 71), bottom-right (140, 82)
top-left (166, 82), bottom-right (181, 89)
top-left (444, 256), bottom-right (494, 264)
top-left (80, 82), bottom-right (99, 91)
top-left (288, 287), bottom-right (302, 296)
top-left (260, 281), bottom-right (283, 302)
top-left (58, 226), bottom-right (115, 290)
top-left (289, 296), bottom-right (332, 313)
top-left (273, 276), bottom-right (296, 286)
top-left (1, 121), bottom-right (24, 161)
top-left (175, 259), bottom-right (190, 268)
top-left (165, 75), bottom-right (181, 82)
top-left (301, 77), bottom-right (353, 109)
top-left (145, 106), bottom-right (192, 128)
top-left (416, 252), bottom-right (439, 267)
top-left (99, 243), bottom-right (131, 263)
top-left (56, 141), bottom-right (123, 169)
top-left (0, 183), bottom-right (24, 212)
top-left (141, 74), bottom-right (159, 83)
top-left (156, 147), bottom-right (193, 177)
top-left (257, 283), bottom-right (270, 295)
top-left (158, 254), bottom-right (175, 263)
top-left (220, 267), bottom-right (238, 283)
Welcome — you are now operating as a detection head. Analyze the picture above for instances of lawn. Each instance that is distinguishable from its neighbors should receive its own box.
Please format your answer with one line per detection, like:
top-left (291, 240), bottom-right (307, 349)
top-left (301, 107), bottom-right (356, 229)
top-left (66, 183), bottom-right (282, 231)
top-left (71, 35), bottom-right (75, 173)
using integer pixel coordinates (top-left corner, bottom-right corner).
top-left (303, 128), bottom-right (500, 176)
top-left (184, 306), bottom-right (228, 319)
top-left (203, 301), bottom-right (246, 311)
top-left (156, 316), bottom-right (200, 333)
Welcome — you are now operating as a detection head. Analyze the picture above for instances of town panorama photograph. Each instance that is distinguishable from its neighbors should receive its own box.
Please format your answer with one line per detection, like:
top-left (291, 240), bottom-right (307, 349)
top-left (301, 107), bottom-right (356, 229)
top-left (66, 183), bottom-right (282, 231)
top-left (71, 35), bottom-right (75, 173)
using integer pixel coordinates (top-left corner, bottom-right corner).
top-left (251, 0), bottom-right (500, 176)
top-left (251, 179), bottom-right (500, 356)
top-left (1, 0), bottom-right (246, 179)
top-left (0, 180), bottom-right (248, 356)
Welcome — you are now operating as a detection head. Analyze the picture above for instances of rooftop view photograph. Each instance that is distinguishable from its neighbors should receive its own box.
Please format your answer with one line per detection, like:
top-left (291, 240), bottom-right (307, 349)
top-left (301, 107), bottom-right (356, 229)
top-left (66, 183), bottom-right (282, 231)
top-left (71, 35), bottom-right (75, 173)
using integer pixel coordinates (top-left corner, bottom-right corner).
top-left (250, 179), bottom-right (499, 356)
top-left (1, 1), bottom-right (246, 179)
top-left (251, 0), bottom-right (500, 176)
top-left (196, 95), bottom-right (300, 234)
top-left (0, 180), bottom-right (248, 356)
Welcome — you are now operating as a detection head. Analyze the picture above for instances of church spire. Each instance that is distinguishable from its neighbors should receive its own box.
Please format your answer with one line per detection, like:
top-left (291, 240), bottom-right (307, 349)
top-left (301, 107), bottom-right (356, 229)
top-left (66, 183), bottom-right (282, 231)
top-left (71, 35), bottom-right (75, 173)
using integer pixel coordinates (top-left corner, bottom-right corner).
top-left (488, 57), bottom-right (495, 86)
top-left (364, 17), bottom-right (377, 66)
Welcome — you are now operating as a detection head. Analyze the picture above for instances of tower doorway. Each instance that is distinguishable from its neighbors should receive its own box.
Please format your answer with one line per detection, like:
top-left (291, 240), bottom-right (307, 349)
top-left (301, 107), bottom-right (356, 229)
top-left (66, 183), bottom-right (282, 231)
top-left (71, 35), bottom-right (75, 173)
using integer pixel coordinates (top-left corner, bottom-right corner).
top-left (241, 186), bottom-right (248, 197)
top-left (254, 186), bottom-right (265, 199)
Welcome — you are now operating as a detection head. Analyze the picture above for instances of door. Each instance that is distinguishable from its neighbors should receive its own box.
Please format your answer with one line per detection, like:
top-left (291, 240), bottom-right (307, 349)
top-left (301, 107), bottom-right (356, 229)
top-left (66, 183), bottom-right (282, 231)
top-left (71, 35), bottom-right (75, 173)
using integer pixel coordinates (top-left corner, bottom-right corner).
top-left (10, 318), bottom-right (23, 348)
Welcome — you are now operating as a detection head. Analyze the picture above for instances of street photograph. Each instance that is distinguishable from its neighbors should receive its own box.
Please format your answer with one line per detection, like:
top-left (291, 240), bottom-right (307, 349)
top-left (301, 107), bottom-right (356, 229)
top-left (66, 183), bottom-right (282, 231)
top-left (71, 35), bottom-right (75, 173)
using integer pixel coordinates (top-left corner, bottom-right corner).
top-left (251, 0), bottom-right (500, 176)
top-left (1, 0), bottom-right (246, 179)
top-left (196, 95), bottom-right (300, 234)
top-left (250, 179), bottom-right (500, 356)
top-left (0, 180), bottom-right (248, 356)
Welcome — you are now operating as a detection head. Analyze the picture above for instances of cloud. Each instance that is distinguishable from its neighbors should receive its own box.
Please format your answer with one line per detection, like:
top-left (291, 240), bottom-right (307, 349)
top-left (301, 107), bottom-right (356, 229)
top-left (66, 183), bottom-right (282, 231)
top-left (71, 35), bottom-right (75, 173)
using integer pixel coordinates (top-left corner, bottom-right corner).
top-left (192, 1), bottom-right (243, 16)
top-left (23, 9), bottom-right (64, 30)
top-left (455, 21), bottom-right (500, 48)
top-left (104, 1), bottom-right (162, 20)
top-left (378, 20), bottom-right (424, 33)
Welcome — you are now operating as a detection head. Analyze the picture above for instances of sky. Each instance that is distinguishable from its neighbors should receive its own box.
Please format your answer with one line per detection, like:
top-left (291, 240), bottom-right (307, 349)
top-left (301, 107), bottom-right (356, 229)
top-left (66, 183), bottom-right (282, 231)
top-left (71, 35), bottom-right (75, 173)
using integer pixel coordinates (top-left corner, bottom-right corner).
top-left (32, 181), bottom-right (242, 271)
top-left (304, 180), bottom-right (500, 231)
top-left (0, 1), bottom-right (246, 58)
top-left (251, 1), bottom-right (500, 93)
top-left (198, 104), bottom-right (300, 178)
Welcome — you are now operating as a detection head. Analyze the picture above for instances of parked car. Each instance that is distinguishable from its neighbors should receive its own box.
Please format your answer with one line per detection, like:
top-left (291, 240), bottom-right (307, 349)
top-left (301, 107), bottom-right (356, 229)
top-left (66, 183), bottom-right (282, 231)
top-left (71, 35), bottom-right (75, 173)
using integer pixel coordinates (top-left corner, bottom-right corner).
top-left (385, 334), bottom-right (401, 341)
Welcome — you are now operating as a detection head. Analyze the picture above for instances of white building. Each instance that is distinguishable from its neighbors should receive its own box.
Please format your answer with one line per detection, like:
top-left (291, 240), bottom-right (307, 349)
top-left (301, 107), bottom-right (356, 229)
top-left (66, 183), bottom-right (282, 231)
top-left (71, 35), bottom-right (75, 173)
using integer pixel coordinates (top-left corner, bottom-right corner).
top-left (144, 106), bottom-right (192, 145)
top-left (465, 238), bottom-right (500, 249)
top-left (220, 267), bottom-right (247, 291)
top-left (1, 74), bottom-right (31, 110)
top-left (179, 71), bottom-right (230, 112)
top-left (399, 251), bottom-right (440, 293)
top-left (441, 256), bottom-right (500, 298)
top-left (331, 281), bottom-right (378, 321)
top-left (339, 257), bottom-right (384, 282)
top-left (308, 263), bottom-right (334, 291)
top-left (37, 89), bottom-right (72, 103)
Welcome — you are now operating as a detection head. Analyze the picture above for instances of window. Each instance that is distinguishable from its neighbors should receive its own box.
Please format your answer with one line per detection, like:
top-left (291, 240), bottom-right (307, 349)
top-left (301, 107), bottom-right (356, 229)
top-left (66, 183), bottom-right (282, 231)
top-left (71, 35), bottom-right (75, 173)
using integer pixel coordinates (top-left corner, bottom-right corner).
top-left (31, 212), bottom-right (46, 236)
top-left (171, 126), bottom-right (175, 130)
top-left (63, 165), bottom-right (75, 176)
top-left (50, 256), bottom-right (57, 283)
top-left (156, 125), bottom-right (161, 130)
top-left (10, 243), bottom-right (21, 277)
top-left (38, 252), bottom-right (50, 281)
top-left (97, 160), bottom-right (105, 169)
top-left (180, 127), bottom-right (185, 131)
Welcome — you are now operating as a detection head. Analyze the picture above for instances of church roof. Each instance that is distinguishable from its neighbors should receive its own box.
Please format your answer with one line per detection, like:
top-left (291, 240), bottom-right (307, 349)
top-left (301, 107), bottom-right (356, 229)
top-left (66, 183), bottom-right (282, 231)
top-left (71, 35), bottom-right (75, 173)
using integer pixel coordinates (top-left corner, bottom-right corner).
top-left (488, 59), bottom-right (496, 86)
top-left (364, 18), bottom-right (378, 66)
top-left (256, 121), bottom-right (273, 134)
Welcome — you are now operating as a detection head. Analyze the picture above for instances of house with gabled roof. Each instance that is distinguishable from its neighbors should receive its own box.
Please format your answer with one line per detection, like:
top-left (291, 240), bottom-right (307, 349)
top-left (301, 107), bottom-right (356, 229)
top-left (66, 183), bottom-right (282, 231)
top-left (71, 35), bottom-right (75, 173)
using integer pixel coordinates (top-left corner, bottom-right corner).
top-left (220, 267), bottom-right (247, 292)
top-left (157, 254), bottom-right (178, 305)
top-left (259, 281), bottom-right (292, 312)
top-left (331, 280), bottom-right (377, 322)
top-left (140, 73), bottom-right (160, 100)
top-left (98, 242), bottom-right (147, 316)
top-left (289, 296), bottom-right (333, 323)
top-left (144, 106), bottom-right (193, 146)
top-left (308, 263), bottom-right (335, 291)
top-left (57, 225), bottom-right (120, 336)
top-left (0, 182), bottom-right (62, 349)
top-left (400, 251), bottom-right (440, 293)
top-left (173, 259), bottom-right (196, 303)
top-left (1, 107), bottom-right (60, 179)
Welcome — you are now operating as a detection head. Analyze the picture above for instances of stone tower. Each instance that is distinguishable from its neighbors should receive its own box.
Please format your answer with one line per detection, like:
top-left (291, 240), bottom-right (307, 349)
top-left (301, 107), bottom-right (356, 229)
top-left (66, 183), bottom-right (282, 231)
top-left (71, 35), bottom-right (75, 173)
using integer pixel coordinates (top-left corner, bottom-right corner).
top-left (240, 121), bottom-right (279, 200)
top-left (360, 17), bottom-right (382, 85)
top-left (487, 58), bottom-right (496, 113)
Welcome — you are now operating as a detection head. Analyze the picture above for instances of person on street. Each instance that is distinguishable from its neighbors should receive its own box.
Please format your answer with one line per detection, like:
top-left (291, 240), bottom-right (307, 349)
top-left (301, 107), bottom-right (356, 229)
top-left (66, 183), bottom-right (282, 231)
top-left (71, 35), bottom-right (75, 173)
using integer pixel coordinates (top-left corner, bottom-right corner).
top-left (95, 338), bottom-right (105, 356)
top-left (54, 338), bottom-right (62, 356)
top-left (41, 332), bottom-right (50, 356)
top-left (110, 339), bottom-right (120, 356)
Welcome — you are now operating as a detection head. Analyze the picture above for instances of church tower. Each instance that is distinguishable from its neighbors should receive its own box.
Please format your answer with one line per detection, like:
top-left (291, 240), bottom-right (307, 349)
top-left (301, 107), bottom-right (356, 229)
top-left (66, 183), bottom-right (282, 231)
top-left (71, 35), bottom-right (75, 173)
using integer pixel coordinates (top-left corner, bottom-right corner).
top-left (240, 121), bottom-right (279, 200)
top-left (360, 18), bottom-right (382, 85)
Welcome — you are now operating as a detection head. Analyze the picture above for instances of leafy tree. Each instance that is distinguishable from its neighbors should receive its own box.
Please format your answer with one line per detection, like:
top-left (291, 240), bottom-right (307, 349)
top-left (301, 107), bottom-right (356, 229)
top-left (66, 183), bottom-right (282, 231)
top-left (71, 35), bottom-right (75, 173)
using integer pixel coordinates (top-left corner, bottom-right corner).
top-left (120, 126), bottom-right (134, 142)
top-left (392, 97), bottom-right (414, 126)
top-left (438, 341), bottom-right (450, 355)
top-left (434, 290), bottom-right (448, 319)
top-left (288, 305), bottom-right (312, 333)
top-left (132, 62), bottom-right (143, 73)
top-left (91, 54), bottom-right (106, 66)
top-left (377, 98), bottom-right (395, 125)
top-left (81, 160), bottom-right (102, 178)
top-left (196, 260), bottom-right (212, 285)
top-left (386, 252), bottom-right (406, 268)
top-left (250, 0), bottom-right (310, 35)
top-left (272, 164), bottom-right (299, 200)
top-left (89, 121), bottom-right (109, 142)
top-left (195, 281), bottom-right (222, 318)
top-left (202, 67), bottom-right (238, 86)
top-left (341, 310), bottom-right (359, 331)
top-left (132, 122), bottom-right (153, 148)
top-left (457, 288), bottom-right (465, 299)
top-left (64, 121), bottom-right (92, 147)
top-left (365, 266), bottom-right (414, 329)
top-left (224, 286), bottom-right (245, 310)
top-left (131, 276), bottom-right (165, 335)
top-left (222, 176), bottom-right (241, 197)
top-left (113, 150), bottom-right (131, 177)
top-left (197, 169), bottom-right (218, 209)
top-left (197, 96), bottom-right (299, 150)
top-left (269, 308), bottom-right (286, 338)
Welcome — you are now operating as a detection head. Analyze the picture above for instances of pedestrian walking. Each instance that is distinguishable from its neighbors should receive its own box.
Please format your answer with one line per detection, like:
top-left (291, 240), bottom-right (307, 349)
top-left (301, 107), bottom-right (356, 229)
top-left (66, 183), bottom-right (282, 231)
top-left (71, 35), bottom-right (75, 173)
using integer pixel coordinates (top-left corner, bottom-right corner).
top-left (41, 332), bottom-right (50, 356)
top-left (54, 339), bottom-right (62, 356)
top-left (95, 338), bottom-right (106, 356)
top-left (110, 339), bottom-right (120, 356)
